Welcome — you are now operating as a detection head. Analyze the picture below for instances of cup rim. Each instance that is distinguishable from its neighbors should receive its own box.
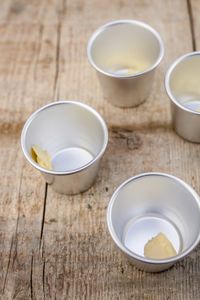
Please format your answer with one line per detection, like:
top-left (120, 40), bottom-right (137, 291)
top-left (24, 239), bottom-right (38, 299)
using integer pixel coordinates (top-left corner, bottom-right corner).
top-left (21, 100), bottom-right (108, 175)
top-left (165, 51), bottom-right (200, 115)
top-left (107, 172), bottom-right (200, 265)
top-left (87, 19), bottom-right (164, 79)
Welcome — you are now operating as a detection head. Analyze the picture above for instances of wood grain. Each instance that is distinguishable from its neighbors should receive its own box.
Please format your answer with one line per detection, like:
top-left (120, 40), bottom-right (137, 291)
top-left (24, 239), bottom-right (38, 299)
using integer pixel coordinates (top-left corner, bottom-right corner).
top-left (0, 0), bottom-right (200, 299)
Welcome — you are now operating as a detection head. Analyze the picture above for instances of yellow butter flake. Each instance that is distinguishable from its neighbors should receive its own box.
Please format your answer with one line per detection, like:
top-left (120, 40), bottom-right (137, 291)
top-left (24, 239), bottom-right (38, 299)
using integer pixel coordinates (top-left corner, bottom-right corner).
top-left (127, 65), bottom-right (145, 75)
top-left (144, 232), bottom-right (177, 260)
top-left (31, 145), bottom-right (52, 170)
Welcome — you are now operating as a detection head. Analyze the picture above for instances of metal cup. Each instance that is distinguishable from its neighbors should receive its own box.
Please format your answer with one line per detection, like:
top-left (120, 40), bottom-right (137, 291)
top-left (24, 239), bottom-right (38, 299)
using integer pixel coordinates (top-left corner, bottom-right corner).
top-left (21, 101), bottom-right (108, 195)
top-left (87, 20), bottom-right (164, 107)
top-left (107, 173), bottom-right (200, 272)
top-left (165, 51), bottom-right (200, 143)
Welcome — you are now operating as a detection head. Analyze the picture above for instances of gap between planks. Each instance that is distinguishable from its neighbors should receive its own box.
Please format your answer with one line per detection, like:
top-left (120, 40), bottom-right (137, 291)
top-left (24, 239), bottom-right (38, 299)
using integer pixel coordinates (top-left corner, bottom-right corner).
top-left (186, 0), bottom-right (196, 51)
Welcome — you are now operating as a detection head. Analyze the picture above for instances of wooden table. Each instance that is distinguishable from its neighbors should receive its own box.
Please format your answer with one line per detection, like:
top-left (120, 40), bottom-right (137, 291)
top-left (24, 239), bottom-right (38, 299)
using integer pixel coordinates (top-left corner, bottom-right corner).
top-left (1, 0), bottom-right (200, 299)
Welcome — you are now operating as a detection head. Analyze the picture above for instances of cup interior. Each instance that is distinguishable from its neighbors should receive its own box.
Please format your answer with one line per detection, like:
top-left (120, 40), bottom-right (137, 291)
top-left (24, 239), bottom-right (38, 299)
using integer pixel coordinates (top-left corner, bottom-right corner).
top-left (88, 21), bottom-right (163, 77)
top-left (167, 54), bottom-right (200, 112)
top-left (109, 174), bottom-right (200, 261)
top-left (22, 102), bottom-right (107, 172)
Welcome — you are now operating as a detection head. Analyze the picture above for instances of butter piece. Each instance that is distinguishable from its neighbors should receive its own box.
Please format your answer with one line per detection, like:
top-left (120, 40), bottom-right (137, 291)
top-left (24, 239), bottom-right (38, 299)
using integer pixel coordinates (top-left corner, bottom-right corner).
top-left (126, 65), bottom-right (145, 75)
top-left (144, 232), bottom-right (177, 259)
top-left (31, 145), bottom-right (52, 170)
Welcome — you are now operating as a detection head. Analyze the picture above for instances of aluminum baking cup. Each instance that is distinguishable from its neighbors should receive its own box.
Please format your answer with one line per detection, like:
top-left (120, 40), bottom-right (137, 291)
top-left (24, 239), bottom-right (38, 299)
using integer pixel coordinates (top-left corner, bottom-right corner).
top-left (165, 51), bottom-right (200, 143)
top-left (107, 173), bottom-right (200, 272)
top-left (21, 101), bottom-right (108, 194)
top-left (88, 20), bottom-right (164, 107)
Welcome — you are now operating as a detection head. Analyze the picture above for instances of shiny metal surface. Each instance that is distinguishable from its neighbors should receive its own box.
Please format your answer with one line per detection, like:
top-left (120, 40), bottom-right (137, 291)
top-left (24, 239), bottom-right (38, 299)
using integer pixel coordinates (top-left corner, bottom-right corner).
top-left (107, 173), bottom-right (200, 272)
top-left (87, 20), bottom-right (164, 107)
top-left (21, 101), bottom-right (108, 194)
top-left (165, 52), bottom-right (200, 143)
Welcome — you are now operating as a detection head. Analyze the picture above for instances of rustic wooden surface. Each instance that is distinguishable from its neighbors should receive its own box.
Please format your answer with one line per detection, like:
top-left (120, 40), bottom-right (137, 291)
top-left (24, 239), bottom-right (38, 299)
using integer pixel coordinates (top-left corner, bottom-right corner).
top-left (1, 0), bottom-right (200, 299)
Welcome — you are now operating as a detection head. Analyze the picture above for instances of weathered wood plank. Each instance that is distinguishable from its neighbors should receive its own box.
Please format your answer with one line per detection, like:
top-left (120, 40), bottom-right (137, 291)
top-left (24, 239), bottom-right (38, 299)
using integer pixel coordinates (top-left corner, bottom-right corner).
top-left (0, 23), bottom-right (63, 128)
top-left (0, 2), bottom-right (63, 299)
top-left (1, 0), bottom-right (61, 25)
top-left (0, 132), bottom-right (46, 299)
